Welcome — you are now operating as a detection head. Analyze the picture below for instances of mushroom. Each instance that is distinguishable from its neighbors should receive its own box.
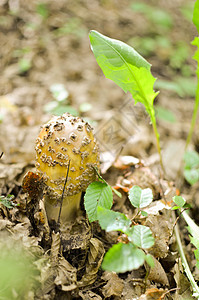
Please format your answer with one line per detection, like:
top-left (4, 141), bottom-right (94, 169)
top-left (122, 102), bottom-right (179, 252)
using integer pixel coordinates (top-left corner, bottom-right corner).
top-left (35, 113), bottom-right (100, 224)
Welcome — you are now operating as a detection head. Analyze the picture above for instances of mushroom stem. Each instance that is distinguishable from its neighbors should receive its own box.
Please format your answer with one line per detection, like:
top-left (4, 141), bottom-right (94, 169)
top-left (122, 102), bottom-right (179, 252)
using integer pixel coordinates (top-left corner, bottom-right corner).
top-left (44, 193), bottom-right (82, 224)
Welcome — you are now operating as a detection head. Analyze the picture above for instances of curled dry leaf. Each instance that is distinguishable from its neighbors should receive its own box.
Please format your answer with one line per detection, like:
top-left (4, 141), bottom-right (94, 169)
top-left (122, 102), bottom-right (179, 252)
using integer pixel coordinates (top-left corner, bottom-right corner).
top-left (145, 256), bottom-right (169, 286)
top-left (78, 238), bottom-right (105, 287)
top-left (102, 271), bottom-right (124, 298)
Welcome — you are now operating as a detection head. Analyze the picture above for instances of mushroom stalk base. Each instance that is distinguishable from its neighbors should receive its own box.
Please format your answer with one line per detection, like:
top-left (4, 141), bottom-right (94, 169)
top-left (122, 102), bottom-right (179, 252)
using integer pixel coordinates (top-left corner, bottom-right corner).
top-left (44, 192), bottom-right (82, 224)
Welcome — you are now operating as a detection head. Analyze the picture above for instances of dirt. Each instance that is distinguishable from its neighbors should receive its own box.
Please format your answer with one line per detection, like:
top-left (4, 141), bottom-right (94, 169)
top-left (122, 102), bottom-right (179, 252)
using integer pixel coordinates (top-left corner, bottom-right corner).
top-left (0, 0), bottom-right (199, 299)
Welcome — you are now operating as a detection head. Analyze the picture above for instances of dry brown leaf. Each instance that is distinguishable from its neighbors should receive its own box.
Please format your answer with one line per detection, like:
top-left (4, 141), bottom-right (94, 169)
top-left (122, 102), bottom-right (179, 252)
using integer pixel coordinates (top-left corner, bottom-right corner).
top-left (79, 290), bottom-right (102, 300)
top-left (54, 256), bottom-right (77, 291)
top-left (146, 214), bottom-right (172, 259)
top-left (78, 238), bottom-right (105, 287)
top-left (102, 271), bottom-right (124, 298)
top-left (139, 287), bottom-right (168, 300)
top-left (145, 256), bottom-right (169, 286)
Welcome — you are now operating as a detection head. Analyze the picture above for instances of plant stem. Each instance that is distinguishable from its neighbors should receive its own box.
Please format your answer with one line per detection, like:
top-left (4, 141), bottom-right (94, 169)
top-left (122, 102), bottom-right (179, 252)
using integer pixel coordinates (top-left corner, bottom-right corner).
top-left (151, 117), bottom-right (165, 174)
top-left (185, 76), bottom-right (199, 150)
top-left (174, 213), bottom-right (199, 298)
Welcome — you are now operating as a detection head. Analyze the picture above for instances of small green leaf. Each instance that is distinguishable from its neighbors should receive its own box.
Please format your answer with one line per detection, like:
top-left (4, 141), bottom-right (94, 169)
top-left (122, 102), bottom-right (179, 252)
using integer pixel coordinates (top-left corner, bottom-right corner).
top-left (184, 169), bottom-right (199, 185)
top-left (141, 211), bottom-right (148, 217)
top-left (184, 151), bottom-right (199, 185)
top-left (97, 206), bottom-right (131, 232)
top-left (102, 243), bottom-right (145, 273)
top-left (193, 0), bottom-right (199, 33)
top-left (111, 187), bottom-right (122, 198)
top-left (155, 105), bottom-right (176, 123)
top-left (84, 181), bottom-right (113, 222)
top-left (184, 151), bottom-right (199, 169)
top-left (0, 195), bottom-right (17, 209)
top-left (145, 254), bottom-right (155, 268)
top-left (128, 185), bottom-right (153, 208)
top-left (173, 196), bottom-right (186, 208)
top-left (127, 225), bottom-right (154, 249)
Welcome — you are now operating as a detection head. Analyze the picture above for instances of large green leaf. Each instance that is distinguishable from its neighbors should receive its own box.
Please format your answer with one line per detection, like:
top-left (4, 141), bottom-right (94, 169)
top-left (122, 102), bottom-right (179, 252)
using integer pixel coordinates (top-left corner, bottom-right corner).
top-left (97, 206), bottom-right (131, 233)
top-left (102, 243), bottom-right (145, 273)
top-left (84, 181), bottom-right (113, 222)
top-left (128, 185), bottom-right (153, 208)
top-left (89, 30), bottom-right (159, 119)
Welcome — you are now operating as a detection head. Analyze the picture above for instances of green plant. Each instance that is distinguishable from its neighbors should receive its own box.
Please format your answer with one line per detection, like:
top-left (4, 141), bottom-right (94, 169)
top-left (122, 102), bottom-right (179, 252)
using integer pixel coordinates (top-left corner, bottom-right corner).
top-left (84, 0), bottom-right (199, 295)
top-left (183, 150), bottom-right (199, 185)
top-left (85, 180), bottom-right (154, 273)
top-left (0, 194), bottom-right (18, 208)
top-left (89, 30), bottom-right (165, 172)
top-left (172, 196), bottom-right (199, 297)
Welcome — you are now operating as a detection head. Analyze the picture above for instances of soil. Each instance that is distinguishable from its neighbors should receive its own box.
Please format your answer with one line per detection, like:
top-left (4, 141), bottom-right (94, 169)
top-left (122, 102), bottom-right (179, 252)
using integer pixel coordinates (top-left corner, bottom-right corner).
top-left (0, 0), bottom-right (199, 299)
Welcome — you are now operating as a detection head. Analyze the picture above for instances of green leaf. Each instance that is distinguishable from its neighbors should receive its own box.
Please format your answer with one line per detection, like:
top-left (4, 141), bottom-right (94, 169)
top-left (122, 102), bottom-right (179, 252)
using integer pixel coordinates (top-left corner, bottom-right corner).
top-left (182, 211), bottom-right (199, 243)
top-left (194, 249), bottom-right (199, 269)
top-left (193, 0), bottom-right (199, 33)
top-left (89, 30), bottom-right (159, 119)
top-left (127, 225), bottom-right (154, 249)
top-left (84, 181), bottom-right (113, 222)
top-left (155, 105), bottom-right (176, 123)
top-left (111, 187), bottom-right (122, 198)
top-left (184, 151), bottom-right (199, 185)
top-left (184, 169), bottom-right (199, 185)
top-left (102, 243), bottom-right (145, 273)
top-left (172, 196), bottom-right (186, 208)
top-left (128, 185), bottom-right (153, 208)
top-left (145, 254), bottom-right (155, 268)
top-left (184, 151), bottom-right (199, 169)
top-left (0, 195), bottom-right (17, 209)
top-left (97, 206), bottom-right (131, 232)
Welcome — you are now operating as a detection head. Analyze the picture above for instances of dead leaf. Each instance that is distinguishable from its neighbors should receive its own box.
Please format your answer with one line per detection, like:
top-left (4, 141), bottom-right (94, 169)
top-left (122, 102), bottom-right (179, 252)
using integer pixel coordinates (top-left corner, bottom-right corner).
top-left (54, 256), bottom-right (77, 291)
top-left (78, 238), bottom-right (105, 287)
top-left (102, 271), bottom-right (124, 298)
top-left (146, 214), bottom-right (172, 259)
top-left (139, 287), bottom-right (168, 300)
top-left (145, 256), bottom-right (169, 286)
top-left (79, 290), bottom-right (102, 299)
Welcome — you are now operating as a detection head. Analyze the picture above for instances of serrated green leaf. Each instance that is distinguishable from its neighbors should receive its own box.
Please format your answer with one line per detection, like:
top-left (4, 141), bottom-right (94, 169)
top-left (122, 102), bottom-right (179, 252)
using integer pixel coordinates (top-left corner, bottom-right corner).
top-left (102, 243), bottom-right (145, 273)
top-left (193, 0), bottom-right (199, 33)
top-left (127, 225), bottom-right (154, 249)
top-left (89, 30), bottom-right (159, 119)
top-left (97, 206), bottom-right (131, 232)
top-left (172, 196), bottom-right (186, 208)
top-left (84, 181), bottom-right (113, 222)
top-left (128, 185), bottom-right (153, 208)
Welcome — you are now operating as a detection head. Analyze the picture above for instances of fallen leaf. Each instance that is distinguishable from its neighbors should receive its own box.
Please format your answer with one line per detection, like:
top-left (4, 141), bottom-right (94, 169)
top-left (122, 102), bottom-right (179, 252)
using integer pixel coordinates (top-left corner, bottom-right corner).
top-left (102, 271), bottom-right (124, 298)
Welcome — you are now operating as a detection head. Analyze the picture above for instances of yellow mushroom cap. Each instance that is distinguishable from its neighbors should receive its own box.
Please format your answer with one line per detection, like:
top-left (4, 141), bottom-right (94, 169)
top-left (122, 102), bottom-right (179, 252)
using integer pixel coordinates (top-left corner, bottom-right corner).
top-left (35, 113), bottom-right (100, 204)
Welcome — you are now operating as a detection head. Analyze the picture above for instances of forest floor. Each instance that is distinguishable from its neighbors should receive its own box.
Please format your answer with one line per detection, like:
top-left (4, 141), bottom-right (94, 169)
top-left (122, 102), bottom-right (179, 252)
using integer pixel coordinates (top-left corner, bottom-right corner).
top-left (0, 0), bottom-right (199, 299)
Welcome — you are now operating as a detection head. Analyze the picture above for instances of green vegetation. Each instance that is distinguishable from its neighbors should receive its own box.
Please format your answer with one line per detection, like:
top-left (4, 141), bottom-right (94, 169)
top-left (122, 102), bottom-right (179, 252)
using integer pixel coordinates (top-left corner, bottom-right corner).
top-left (84, 0), bottom-right (199, 297)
